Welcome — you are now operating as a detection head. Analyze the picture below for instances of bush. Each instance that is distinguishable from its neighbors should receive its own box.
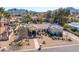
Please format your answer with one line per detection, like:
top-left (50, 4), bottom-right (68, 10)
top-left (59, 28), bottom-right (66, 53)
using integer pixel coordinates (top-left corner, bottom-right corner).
top-left (42, 41), bottom-right (46, 44)
top-left (26, 43), bottom-right (30, 45)
top-left (68, 39), bottom-right (72, 41)
top-left (63, 24), bottom-right (69, 29)
top-left (25, 39), bottom-right (29, 42)
top-left (17, 43), bottom-right (22, 46)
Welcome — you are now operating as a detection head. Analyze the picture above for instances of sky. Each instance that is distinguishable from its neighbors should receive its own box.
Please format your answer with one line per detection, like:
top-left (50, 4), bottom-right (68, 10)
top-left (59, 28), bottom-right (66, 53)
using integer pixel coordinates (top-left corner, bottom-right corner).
top-left (0, 0), bottom-right (79, 12)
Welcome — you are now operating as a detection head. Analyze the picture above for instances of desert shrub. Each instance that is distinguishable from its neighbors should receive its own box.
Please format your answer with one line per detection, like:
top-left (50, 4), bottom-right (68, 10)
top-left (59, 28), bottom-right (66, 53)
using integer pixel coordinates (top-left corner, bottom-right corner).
top-left (42, 41), bottom-right (46, 44)
top-left (25, 39), bottom-right (29, 42)
top-left (68, 39), bottom-right (72, 41)
top-left (26, 42), bottom-right (30, 45)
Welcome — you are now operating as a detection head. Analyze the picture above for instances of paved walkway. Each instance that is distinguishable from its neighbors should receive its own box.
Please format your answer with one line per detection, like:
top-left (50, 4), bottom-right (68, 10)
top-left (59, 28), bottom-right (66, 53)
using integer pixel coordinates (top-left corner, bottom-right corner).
top-left (33, 39), bottom-right (39, 49)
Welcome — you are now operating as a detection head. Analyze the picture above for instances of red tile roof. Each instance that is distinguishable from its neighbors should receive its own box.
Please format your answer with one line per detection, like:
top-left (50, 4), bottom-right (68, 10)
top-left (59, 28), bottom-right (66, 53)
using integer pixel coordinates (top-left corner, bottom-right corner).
top-left (0, 26), bottom-right (5, 34)
top-left (0, 22), bottom-right (6, 34)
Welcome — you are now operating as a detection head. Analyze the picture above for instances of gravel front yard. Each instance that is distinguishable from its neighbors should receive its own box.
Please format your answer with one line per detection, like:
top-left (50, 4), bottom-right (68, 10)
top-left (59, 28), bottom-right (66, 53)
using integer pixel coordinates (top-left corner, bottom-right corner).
top-left (38, 35), bottom-right (79, 48)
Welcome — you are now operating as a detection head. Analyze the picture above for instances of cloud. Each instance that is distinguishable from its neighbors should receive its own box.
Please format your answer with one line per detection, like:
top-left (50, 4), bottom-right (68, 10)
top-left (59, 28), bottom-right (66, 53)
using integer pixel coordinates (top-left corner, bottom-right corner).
top-left (0, 0), bottom-right (79, 7)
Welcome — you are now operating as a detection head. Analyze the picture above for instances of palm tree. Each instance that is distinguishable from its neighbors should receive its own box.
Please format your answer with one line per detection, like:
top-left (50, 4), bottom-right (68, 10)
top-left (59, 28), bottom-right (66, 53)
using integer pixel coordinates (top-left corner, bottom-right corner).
top-left (18, 26), bottom-right (27, 35)
top-left (52, 8), bottom-right (70, 25)
top-left (16, 26), bottom-right (28, 40)
top-left (38, 15), bottom-right (44, 23)
top-left (0, 7), bottom-right (11, 22)
top-left (45, 10), bottom-right (53, 22)
top-left (3, 11), bottom-right (11, 24)
top-left (46, 10), bottom-right (52, 18)
top-left (0, 7), bottom-right (5, 21)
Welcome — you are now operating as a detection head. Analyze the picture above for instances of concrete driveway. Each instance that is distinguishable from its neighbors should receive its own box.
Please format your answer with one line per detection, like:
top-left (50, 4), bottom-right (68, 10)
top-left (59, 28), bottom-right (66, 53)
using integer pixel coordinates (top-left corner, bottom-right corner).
top-left (63, 31), bottom-right (79, 42)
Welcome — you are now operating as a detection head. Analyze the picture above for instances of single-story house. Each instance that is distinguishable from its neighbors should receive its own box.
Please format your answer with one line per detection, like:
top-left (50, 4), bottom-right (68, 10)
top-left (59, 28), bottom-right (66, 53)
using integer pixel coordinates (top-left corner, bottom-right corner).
top-left (15, 23), bottom-right (64, 40)
top-left (9, 16), bottom-right (22, 23)
top-left (47, 24), bottom-right (63, 37)
top-left (0, 21), bottom-right (9, 41)
top-left (15, 23), bottom-right (51, 39)
top-left (68, 22), bottom-right (79, 32)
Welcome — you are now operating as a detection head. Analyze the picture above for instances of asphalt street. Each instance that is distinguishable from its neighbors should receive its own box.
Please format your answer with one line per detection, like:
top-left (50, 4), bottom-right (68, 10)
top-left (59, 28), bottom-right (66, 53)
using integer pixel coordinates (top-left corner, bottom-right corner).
top-left (28, 45), bottom-right (79, 52)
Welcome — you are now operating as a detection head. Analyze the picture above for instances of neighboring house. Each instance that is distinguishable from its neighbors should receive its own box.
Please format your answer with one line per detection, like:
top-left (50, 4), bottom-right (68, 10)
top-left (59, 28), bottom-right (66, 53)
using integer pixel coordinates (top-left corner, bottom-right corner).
top-left (47, 24), bottom-right (63, 37)
top-left (0, 21), bottom-right (9, 41)
top-left (75, 15), bottom-right (79, 22)
top-left (68, 15), bottom-right (75, 20)
top-left (45, 18), bottom-right (53, 23)
top-left (67, 7), bottom-right (77, 14)
top-left (10, 16), bottom-right (22, 22)
top-left (68, 22), bottom-right (79, 32)
top-left (31, 16), bottom-right (39, 23)
top-left (68, 14), bottom-right (79, 22)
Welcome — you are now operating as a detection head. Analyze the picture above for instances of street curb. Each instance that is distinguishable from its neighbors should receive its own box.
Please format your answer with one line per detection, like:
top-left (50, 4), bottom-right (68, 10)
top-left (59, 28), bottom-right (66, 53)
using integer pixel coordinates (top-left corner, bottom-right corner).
top-left (16, 44), bottom-right (79, 52)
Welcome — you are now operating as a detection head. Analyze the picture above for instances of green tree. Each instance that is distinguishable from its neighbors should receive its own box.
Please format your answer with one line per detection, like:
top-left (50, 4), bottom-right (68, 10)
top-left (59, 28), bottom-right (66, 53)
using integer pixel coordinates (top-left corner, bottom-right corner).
top-left (0, 7), bottom-right (11, 23)
top-left (38, 15), bottom-right (44, 23)
top-left (18, 26), bottom-right (28, 35)
top-left (46, 10), bottom-right (52, 18)
top-left (0, 7), bottom-right (5, 21)
top-left (52, 7), bottom-right (70, 25)
top-left (44, 10), bottom-right (53, 22)
top-left (22, 13), bottom-right (32, 23)
top-left (3, 11), bottom-right (11, 23)
top-left (63, 24), bottom-right (69, 29)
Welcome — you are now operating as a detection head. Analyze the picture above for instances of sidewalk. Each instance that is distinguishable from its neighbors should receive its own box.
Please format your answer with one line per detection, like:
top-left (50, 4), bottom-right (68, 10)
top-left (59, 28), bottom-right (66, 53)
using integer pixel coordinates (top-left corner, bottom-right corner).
top-left (33, 39), bottom-right (39, 49)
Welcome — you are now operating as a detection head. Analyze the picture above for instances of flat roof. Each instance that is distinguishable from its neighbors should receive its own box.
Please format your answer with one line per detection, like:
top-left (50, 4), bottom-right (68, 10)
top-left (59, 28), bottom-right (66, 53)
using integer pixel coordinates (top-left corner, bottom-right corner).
top-left (49, 24), bottom-right (63, 29)
top-left (33, 23), bottom-right (51, 29)
top-left (68, 22), bottom-right (79, 28)
top-left (27, 23), bottom-right (51, 30)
